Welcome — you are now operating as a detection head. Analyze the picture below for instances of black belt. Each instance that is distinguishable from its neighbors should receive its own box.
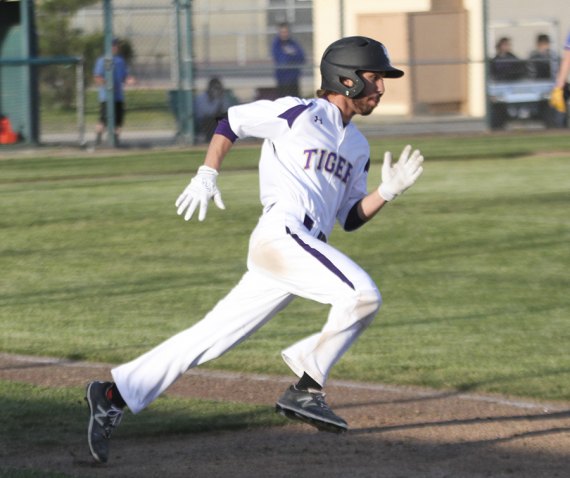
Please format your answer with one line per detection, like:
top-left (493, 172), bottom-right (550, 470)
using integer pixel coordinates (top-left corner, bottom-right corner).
top-left (303, 214), bottom-right (327, 242)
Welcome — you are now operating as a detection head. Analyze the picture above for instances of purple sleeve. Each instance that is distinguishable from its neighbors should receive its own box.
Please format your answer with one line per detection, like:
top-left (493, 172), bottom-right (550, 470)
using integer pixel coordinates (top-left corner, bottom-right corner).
top-left (565, 32), bottom-right (570, 50)
top-left (271, 37), bottom-right (281, 62)
top-left (214, 117), bottom-right (238, 143)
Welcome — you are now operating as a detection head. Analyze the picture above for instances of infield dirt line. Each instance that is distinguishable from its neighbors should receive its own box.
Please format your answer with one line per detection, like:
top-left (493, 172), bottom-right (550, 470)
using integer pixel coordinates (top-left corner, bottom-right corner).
top-left (0, 352), bottom-right (564, 413)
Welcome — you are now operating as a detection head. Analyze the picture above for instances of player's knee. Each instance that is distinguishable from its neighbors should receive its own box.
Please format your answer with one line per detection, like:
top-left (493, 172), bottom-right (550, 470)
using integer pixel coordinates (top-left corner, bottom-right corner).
top-left (353, 288), bottom-right (382, 324)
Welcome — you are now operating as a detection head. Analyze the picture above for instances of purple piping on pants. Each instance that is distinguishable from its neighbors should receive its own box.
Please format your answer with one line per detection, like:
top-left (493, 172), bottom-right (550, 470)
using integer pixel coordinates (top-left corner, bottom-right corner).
top-left (285, 226), bottom-right (355, 290)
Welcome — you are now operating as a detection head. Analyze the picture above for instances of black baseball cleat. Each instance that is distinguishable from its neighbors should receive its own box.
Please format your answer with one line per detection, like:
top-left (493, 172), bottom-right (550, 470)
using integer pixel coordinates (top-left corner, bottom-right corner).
top-left (85, 381), bottom-right (124, 463)
top-left (275, 385), bottom-right (348, 433)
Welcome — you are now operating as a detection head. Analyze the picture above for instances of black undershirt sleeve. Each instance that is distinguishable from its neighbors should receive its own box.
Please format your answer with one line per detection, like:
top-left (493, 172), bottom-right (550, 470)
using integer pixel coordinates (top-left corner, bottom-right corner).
top-left (344, 200), bottom-right (366, 231)
top-left (344, 158), bottom-right (372, 231)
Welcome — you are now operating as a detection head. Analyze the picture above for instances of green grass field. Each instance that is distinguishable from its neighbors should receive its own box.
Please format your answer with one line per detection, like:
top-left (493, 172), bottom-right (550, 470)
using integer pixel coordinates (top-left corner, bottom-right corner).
top-left (40, 89), bottom-right (177, 134)
top-left (1, 132), bottom-right (569, 405)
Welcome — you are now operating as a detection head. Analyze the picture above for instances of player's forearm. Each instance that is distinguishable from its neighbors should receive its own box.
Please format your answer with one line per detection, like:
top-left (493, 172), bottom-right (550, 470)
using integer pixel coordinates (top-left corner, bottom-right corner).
top-left (358, 190), bottom-right (388, 221)
top-left (203, 133), bottom-right (234, 171)
top-left (343, 191), bottom-right (387, 231)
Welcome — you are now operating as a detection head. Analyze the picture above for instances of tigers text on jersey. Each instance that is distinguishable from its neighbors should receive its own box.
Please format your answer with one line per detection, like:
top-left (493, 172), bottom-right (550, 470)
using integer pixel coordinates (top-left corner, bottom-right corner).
top-left (227, 97), bottom-right (371, 238)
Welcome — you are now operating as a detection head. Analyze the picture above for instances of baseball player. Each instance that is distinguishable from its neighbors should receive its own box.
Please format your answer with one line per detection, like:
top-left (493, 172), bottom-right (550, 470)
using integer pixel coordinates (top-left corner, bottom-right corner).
top-left (85, 36), bottom-right (424, 463)
top-left (550, 29), bottom-right (570, 117)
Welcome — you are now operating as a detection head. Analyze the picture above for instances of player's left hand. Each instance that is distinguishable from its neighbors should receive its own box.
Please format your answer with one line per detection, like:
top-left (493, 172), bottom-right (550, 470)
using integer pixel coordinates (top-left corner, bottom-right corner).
top-left (175, 165), bottom-right (225, 221)
top-left (378, 145), bottom-right (424, 202)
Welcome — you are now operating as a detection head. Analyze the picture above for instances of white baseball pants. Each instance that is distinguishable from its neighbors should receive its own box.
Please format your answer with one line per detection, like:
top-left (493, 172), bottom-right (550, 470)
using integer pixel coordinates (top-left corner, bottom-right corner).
top-left (112, 205), bottom-right (382, 413)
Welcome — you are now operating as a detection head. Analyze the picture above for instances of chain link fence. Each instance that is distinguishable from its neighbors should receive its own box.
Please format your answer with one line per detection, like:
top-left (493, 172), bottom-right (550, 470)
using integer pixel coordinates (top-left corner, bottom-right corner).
top-left (78, 0), bottom-right (315, 147)
top-left (3, 0), bottom-right (568, 149)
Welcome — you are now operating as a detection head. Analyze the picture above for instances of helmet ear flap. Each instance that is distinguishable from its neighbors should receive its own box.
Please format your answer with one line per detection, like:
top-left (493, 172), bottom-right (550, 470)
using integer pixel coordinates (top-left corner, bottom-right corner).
top-left (321, 65), bottom-right (364, 98)
top-left (340, 72), bottom-right (369, 98)
top-left (339, 76), bottom-right (356, 97)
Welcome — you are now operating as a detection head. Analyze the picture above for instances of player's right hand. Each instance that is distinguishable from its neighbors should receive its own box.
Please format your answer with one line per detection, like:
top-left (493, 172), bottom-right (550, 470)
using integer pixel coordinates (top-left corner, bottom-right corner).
top-left (378, 145), bottom-right (424, 202)
top-left (549, 87), bottom-right (567, 113)
top-left (175, 165), bottom-right (225, 221)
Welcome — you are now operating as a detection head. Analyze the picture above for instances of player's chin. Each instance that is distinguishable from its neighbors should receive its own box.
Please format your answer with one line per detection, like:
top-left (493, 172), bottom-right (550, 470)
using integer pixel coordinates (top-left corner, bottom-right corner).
top-left (358, 104), bottom-right (377, 116)
top-left (357, 98), bottom-right (379, 116)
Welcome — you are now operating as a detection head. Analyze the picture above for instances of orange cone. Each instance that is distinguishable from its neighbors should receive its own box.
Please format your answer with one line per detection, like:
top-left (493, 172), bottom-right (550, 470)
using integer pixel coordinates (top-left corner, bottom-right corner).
top-left (0, 115), bottom-right (19, 144)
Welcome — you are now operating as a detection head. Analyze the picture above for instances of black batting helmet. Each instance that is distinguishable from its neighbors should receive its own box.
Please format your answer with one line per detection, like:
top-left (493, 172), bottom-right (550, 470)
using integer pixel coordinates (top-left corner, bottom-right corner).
top-left (320, 36), bottom-right (404, 98)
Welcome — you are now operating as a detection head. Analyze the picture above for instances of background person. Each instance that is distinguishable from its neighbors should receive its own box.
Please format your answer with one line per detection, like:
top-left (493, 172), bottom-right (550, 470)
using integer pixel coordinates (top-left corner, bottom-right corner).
top-left (550, 30), bottom-right (570, 120)
top-left (271, 22), bottom-right (305, 97)
top-left (528, 33), bottom-right (559, 80)
top-left (93, 38), bottom-right (135, 146)
top-left (194, 77), bottom-right (238, 142)
top-left (490, 37), bottom-right (527, 81)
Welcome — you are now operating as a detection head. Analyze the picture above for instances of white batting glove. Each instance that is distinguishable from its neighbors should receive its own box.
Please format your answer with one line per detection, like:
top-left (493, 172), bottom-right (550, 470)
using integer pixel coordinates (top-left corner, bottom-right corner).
top-left (175, 165), bottom-right (225, 221)
top-left (378, 145), bottom-right (424, 202)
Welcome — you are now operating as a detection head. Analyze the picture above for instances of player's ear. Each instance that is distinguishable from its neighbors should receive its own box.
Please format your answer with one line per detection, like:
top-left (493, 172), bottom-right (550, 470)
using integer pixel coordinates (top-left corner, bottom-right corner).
top-left (340, 77), bottom-right (354, 88)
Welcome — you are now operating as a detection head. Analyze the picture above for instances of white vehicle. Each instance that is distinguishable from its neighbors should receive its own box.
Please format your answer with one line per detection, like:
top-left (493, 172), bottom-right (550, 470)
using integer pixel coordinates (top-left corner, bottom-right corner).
top-left (488, 79), bottom-right (557, 129)
top-left (487, 19), bottom-right (564, 129)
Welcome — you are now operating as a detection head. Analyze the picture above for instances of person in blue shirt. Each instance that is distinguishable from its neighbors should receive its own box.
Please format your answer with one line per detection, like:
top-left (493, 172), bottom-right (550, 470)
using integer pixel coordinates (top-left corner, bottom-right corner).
top-left (93, 38), bottom-right (135, 145)
top-left (271, 22), bottom-right (305, 97)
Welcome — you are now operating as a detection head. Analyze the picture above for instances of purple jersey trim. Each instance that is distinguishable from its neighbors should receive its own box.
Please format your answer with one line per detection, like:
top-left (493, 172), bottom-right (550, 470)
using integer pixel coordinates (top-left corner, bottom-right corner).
top-left (278, 103), bottom-right (313, 128)
top-left (285, 227), bottom-right (355, 290)
top-left (214, 118), bottom-right (238, 142)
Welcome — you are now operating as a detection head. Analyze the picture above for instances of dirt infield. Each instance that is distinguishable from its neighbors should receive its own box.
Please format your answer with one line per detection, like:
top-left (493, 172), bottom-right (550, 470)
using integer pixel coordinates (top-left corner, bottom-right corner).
top-left (1, 353), bottom-right (569, 477)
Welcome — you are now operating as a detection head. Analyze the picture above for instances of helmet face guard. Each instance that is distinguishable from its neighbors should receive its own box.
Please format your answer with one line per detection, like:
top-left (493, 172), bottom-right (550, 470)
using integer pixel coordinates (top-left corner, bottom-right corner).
top-left (320, 36), bottom-right (404, 98)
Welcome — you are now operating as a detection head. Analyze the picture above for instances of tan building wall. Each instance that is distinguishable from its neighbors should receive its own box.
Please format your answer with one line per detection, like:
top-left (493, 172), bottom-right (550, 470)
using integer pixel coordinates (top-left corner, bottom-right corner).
top-left (313, 0), bottom-right (485, 117)
top-left (313, 0), bottom-right (570, 118)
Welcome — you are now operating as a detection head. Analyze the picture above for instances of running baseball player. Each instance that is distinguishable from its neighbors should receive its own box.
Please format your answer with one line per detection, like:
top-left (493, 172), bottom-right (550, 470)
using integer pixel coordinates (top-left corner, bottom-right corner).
top-left (85, 36), bottom-right (424, 463)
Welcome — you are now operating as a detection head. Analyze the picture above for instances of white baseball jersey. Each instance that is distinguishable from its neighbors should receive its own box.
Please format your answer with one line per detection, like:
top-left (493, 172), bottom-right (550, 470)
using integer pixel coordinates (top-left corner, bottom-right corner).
top-left (112, 96), bottom-right (382, 414)
top-left (228, 97), bottom-right (370, 238)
